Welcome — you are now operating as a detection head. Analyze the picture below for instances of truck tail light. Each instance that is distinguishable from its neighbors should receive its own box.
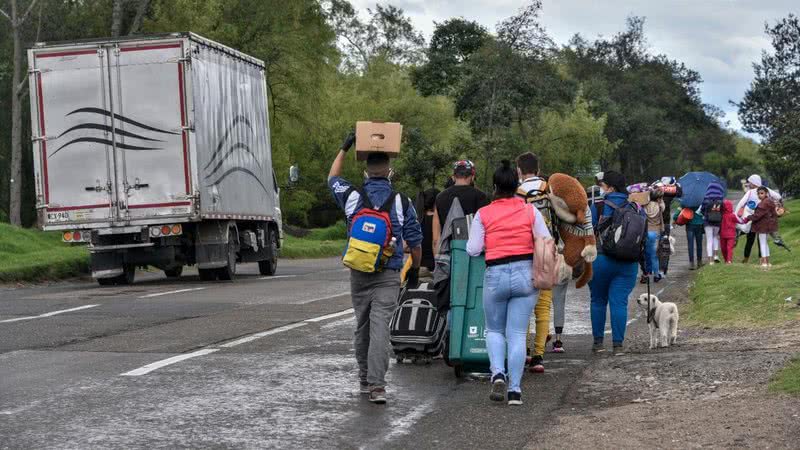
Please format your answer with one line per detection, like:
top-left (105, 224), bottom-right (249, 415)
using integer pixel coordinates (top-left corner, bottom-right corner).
top-left (150, 224), bottom-right (183, 238)
top-left (63, 232), bottom-right (73, 242)
top-left (63, 231), bottom-right (89, 243)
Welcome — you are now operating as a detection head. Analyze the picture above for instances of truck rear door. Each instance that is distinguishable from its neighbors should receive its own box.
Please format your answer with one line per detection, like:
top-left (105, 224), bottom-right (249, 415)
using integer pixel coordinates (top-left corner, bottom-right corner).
top-left (108, 41), bottom-right (192, 219)
top-left (31, 46), bottom-right (116, 226)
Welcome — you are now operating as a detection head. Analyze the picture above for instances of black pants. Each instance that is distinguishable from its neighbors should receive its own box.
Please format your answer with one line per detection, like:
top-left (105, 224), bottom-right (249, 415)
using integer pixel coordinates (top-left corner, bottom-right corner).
top-left (743, 231), bottom-right (762, 259)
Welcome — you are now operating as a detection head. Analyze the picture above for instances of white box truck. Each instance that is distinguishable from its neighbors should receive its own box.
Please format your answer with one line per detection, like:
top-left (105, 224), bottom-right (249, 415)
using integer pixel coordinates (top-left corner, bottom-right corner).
top-left (27, 33), bottom-right (282, 285)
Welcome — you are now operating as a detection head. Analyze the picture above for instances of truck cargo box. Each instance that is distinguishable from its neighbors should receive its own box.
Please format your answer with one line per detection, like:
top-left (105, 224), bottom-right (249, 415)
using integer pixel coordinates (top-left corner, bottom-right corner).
top-left (28, 33), bottom-right (279, 230)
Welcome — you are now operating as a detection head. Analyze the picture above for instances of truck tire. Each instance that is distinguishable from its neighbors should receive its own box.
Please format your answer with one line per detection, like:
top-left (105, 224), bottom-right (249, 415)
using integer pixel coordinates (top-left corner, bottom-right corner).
top-left (258, 231), bottom-right (278, 276)
top-left (198, 268), bottom-right (217, 282)
top-left (97, 277), bottom-right (116, 287)
top-left (98, 264), bottom-right (135, 286)
top-left (217, 231), bottom-right (237, 281)
top-left (164, 266), bottom-right (183, 278)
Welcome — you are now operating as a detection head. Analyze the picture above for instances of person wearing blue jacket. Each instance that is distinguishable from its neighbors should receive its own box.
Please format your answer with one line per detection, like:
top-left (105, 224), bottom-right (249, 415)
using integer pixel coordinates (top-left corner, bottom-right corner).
top-left (701, 181), bottom-right (725, 264)
top-left (588, 171), bottom-right (641, 355)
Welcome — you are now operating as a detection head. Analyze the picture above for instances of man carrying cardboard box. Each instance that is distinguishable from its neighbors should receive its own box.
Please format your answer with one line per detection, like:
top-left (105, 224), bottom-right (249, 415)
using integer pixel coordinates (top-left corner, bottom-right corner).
top-left (328, 131), bottom-right (422, 405)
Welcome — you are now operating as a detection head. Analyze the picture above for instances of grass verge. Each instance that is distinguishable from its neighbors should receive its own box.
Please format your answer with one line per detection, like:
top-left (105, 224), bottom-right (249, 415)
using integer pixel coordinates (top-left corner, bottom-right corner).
top-left (769, 357), bottom-right (800, 395)
top-left (280, 222), bottom-right (345, 259)
top-left (686, 199), bottom-right (800, 327)
top-left (0, 223), bottom-right (89, 282)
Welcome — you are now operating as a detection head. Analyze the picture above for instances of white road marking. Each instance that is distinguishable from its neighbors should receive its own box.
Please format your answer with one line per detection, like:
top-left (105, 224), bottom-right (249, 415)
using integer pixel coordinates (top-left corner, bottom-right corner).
top-left (219, 322), bottom-right (308, 348)
top-left (258, 275), bottom-right (298, 281)
top-left (0, 304), bottom-right (99, 324)
top-left (304, 308), bottom-right (354, 323)
top-left (297, 291), bottom-right (351, 305)
top-left (138, 287), bottom-right (206, 299)
top-left (120, 349), bottom-right (219, 376)
top-left (119, 306), bottom-right (356, 375)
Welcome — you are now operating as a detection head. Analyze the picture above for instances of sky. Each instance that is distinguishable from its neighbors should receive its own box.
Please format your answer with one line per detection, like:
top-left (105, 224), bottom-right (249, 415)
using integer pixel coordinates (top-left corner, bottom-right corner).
top-left (352, 0), bottom-right (797, 139)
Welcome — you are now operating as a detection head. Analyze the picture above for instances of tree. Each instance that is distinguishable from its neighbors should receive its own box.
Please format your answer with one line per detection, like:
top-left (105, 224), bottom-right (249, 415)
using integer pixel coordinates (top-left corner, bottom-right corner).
top-left (324, 0), bottom-right (425, 71)
top-left (737, 14), bottom-right (800, 194)
top-left (411, 18), bottom-right (488, 96)
top-left (111, 0), bottom-right (150, 37)
top-left (1, 0), bottom-right (40, 226)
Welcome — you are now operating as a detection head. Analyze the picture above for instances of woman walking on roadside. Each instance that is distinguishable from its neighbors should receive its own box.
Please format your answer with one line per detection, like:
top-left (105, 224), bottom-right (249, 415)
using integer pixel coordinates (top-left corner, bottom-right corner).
top-left (466, 161), bottom-right (551, 406)
top-left (736, 174), bottom-right (781, 263)
top-left (588, 171), bottom-right (641, 355)
top-left (701, 181), bottom-right (725, 264)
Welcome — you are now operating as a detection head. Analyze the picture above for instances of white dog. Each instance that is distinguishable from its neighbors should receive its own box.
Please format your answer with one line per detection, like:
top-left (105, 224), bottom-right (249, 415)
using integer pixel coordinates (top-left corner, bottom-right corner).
top-left (636, 294), bottom-right (679, 349)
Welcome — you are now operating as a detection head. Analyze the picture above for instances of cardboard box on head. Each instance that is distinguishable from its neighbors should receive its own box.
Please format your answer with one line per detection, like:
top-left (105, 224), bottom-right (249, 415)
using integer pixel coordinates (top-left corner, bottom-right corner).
top-left (629, 191), bottom-right (651, 206)
top-left (355, 121), bottom-right (403, 161)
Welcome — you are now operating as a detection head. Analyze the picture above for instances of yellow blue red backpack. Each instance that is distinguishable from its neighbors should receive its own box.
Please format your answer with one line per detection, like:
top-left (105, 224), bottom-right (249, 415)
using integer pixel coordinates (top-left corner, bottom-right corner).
top-left (342, 188), bottom-right (408, 273)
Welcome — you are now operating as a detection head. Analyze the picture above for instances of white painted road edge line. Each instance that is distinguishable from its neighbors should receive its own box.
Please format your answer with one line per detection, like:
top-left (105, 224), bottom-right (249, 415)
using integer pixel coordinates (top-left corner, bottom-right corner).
top-left (258, 275), bottom-right (298, 281)
top-left (121, 349), bottom-right (219, 376)
top-left (139, 287), bottom-right (206, 299)
top-left (120, 307), bottom-right (356, 375)
top-left (0, 304), bottom-right (99, 324)
top-left (304, 308), bottom-right (354, 323)
top-left (220, 322), bottom-right (308, 348)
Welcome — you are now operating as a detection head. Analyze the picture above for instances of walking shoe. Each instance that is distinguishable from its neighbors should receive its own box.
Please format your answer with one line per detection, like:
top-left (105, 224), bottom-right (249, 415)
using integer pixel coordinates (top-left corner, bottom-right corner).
top-left (359, 382), bottom-right (370, 395)
top-left (552, 339), bottom-right (565, 353)
top-left (490, 373), bottom-right (506, 402)
top-left (639, 274), bottom-right (649, 284)
top-left (714, 256), bottom-right (721, 264)
top-left (654, 273), bottom-right (663, 283)
top-left (592, 342), bottom-right (606, 353)
top-left (529, 355), bottom-right (545, 373)
top-left (689, 262), bottom-right (696, 271)
top-left (368, 387), bottom-right (387, 404)
top-left (613, 343), bottom-right (625, 356)
top-left (741, 257), bottom-right (749, 264)
top-left (508, 391), bottom-right (523, 406)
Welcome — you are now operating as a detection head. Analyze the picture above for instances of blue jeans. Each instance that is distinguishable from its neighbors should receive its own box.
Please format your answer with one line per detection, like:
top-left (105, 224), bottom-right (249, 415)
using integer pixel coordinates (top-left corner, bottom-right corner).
top-left (645, 231), bottom-right (660, 275)
top-left (483, 260), bottom-right (537, 393)
top-left (686, 224), bottom-right (704, 264)
top-left (588, 254), bottom-right (638, 344)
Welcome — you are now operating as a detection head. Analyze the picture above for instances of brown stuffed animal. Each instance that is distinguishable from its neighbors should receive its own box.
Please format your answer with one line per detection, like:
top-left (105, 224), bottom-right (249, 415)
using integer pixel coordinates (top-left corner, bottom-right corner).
top-left (547, 173), bottom-right (597, 288)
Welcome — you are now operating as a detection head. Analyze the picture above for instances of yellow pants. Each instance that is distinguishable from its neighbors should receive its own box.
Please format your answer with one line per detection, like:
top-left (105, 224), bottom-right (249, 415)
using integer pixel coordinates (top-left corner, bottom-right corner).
top-left (527, 289), bottom-right (552, 357)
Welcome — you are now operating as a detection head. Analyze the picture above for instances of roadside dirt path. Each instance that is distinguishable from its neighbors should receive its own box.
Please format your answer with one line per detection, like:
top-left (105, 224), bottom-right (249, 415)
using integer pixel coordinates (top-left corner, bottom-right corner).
top-left (537, 232), bottom-right (800, 449)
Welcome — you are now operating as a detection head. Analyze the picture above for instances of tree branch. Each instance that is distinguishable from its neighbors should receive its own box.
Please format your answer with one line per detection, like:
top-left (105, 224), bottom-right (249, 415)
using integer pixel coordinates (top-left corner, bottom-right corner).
top-left (18, 0), bottom-right (40, 26)
top-left (0, 7), bottom-right (9, 22)
top-left (15, 73), bottom-right (29, 97)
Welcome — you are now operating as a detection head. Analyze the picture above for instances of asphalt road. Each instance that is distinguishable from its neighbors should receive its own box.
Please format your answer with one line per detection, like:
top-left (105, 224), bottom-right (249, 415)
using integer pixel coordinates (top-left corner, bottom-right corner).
top-left (0, 245), bottom-right (685, 449)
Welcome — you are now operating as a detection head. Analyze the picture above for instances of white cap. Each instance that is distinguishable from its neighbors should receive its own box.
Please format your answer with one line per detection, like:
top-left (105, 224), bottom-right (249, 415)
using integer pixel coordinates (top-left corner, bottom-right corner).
top-left (747, 174), bottom-right (762, 187)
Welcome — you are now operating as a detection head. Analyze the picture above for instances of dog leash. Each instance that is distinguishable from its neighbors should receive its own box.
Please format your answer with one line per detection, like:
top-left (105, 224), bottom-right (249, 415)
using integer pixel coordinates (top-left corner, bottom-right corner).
top-left (646, 274), bottom-right (658, 328)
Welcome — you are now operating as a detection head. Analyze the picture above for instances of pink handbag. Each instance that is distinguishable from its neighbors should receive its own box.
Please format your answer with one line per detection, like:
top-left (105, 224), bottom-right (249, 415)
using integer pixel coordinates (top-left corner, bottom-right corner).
top-left (528, 205), bottom-right (559, 290)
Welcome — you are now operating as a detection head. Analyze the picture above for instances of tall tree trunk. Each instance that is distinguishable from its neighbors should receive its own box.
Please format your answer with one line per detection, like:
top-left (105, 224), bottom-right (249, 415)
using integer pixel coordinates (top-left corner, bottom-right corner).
top-left (111, 0), bottom-right (124, 37)
top-left (128, 0), bottom-right (150, 35)
top-left (9, 0), bottom-right (23, 226)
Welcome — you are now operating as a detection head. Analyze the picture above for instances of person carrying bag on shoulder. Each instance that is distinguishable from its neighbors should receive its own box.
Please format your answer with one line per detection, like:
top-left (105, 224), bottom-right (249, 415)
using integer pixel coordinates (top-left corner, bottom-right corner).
top-left (465, 160), bottom-right (559, 406)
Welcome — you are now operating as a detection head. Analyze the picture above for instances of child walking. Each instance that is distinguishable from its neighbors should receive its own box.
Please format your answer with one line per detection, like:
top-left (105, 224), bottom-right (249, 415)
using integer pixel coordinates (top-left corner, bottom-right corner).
top-left (719, 200), bottom-right (738, 264)
top-left (743, 187), bottom-right (778, 269)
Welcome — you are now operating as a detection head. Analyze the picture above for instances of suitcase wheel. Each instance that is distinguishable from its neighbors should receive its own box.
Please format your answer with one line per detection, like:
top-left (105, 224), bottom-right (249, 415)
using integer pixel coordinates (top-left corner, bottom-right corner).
top-left (454, 364), bottom-right (464, 378)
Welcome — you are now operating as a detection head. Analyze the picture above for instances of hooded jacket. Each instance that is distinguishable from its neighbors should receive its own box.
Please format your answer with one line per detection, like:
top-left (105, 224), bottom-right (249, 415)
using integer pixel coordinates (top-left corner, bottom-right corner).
top-left (719, 200), bottom-right (738, 239)
top-left (746, 197), bottom-right (778, 234)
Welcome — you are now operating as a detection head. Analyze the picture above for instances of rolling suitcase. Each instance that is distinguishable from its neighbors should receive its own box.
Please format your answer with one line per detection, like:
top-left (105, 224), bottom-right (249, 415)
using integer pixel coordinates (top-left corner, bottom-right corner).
top-left (390, 282), bottom-right (447, 364)
top-left (446, 239), bottom-right (490, 377)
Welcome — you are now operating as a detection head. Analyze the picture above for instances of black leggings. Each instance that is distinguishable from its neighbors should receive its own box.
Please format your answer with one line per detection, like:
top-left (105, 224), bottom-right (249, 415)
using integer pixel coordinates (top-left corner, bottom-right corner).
top-left (743, 231), bottom-right (762, 258)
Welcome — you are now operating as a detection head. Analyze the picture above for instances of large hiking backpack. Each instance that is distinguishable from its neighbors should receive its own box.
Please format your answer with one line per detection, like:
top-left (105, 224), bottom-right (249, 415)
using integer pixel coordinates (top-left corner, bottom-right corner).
top-left (342, 189), bottom-right (406, 273)
top-left (596, 201), bottom-right (647, 262)
top-left (705, 199), bottom-right (723, 225)
top-left (518, 182), bottom-right (559, 240)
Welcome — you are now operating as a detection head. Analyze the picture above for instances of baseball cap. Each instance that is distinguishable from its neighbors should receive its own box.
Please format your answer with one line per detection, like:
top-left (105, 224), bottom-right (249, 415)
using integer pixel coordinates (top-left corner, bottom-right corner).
top-left (453, 160), bottom-right (476, 177)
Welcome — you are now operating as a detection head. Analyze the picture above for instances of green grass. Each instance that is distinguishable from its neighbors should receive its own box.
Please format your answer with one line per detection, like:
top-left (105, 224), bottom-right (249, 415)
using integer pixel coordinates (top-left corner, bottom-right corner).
top-left (769, 357), bottom-right (800, 395)
top-left (280, 222), bottom-right (345, 259)
top-left (0, 223), bottom-right (89, 282)
top-left (686, 199), bottom-right (800, 327)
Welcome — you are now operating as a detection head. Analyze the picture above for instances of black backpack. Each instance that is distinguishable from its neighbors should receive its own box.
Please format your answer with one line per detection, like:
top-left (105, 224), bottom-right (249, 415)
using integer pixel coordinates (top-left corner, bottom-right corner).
top-left (596, 201), bottom-right (647, 262)
top-left (706, 199), bottom-right (723, 225)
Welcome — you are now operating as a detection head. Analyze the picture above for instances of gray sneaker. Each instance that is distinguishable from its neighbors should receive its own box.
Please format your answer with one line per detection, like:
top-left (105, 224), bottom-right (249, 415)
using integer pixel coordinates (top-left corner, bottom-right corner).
top-left (490, 373), bottom-right (506, 402)
top-left (369, 387), bottom-right (387, 404)
top-left (592, 342), bottom-right (606, 353)
top-left (359, 381), bottom-right (370, 395)
top-left (613, 343), bottom-right (626, 356)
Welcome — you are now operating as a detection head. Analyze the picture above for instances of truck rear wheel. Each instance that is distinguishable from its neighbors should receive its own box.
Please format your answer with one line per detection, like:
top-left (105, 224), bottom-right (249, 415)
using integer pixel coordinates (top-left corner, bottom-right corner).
top-left (217, 231), bottom-right (237, 281)
top-left (97, 264), bottom-right (135, 286)
top-left (258, 231), bottom-right (278, 276)
top-left (198, 268), bottom-right (217, 281)
top-left (164, 266), bottom-right (183, 278)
